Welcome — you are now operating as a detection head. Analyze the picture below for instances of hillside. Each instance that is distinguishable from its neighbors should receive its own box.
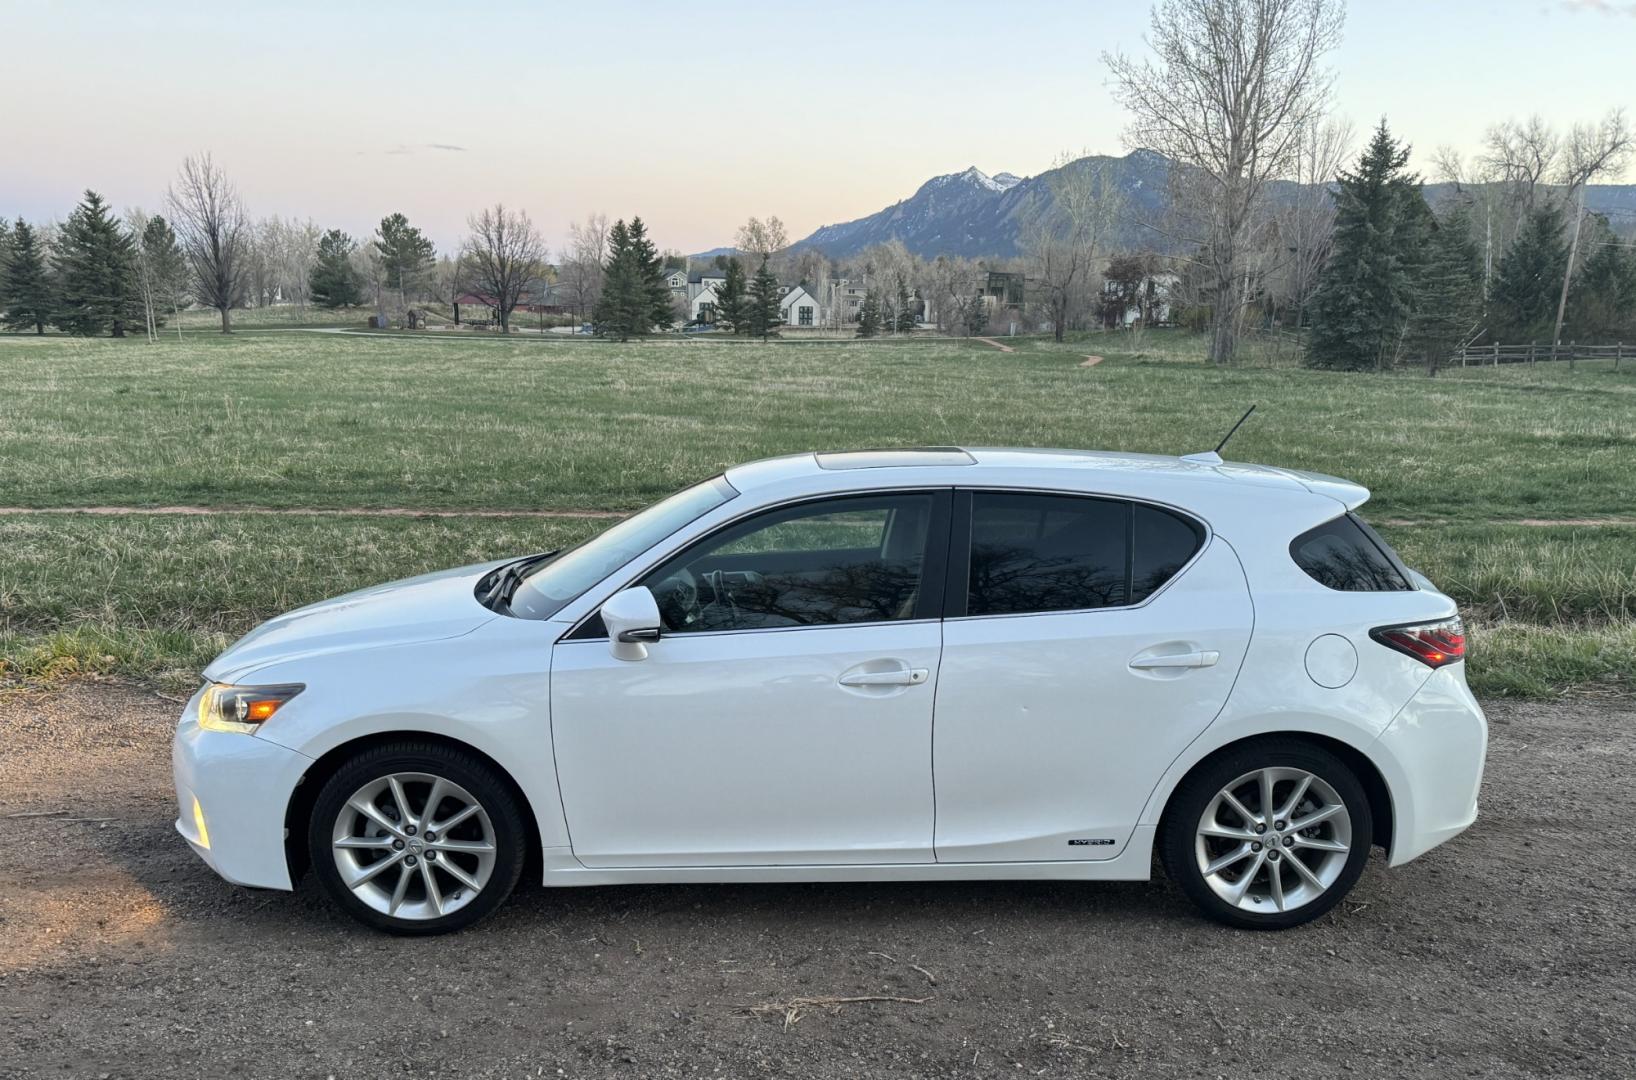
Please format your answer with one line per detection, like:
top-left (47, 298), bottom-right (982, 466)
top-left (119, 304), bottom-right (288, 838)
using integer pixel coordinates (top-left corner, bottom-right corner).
top-left (772, 151), bottom-right (1636, 261)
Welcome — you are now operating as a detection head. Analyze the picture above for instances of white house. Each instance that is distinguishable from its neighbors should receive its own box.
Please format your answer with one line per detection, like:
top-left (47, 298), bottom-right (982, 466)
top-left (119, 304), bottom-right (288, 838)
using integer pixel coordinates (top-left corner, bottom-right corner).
top-left (690, 280), bottom-right (722, 324)
top-left (779, 284), bottom-right (822, 328)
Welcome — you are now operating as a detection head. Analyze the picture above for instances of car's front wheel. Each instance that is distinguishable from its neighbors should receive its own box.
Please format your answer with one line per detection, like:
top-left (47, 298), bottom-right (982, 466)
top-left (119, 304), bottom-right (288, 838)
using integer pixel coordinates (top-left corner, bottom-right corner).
top-left (1160, 740), bottom-right (1373, 930)
top-left (308, 742), bottom-right (526, 934)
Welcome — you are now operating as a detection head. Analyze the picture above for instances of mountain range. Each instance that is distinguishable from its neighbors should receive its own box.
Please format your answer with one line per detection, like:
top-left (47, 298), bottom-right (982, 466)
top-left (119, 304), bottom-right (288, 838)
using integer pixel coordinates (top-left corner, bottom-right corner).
top-left (734, 151), bottom-right (1636, 262)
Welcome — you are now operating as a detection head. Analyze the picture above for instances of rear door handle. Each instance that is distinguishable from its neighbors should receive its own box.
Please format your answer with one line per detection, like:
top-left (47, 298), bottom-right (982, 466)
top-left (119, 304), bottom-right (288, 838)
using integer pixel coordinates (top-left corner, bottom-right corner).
top-left (839, 668), bottom-right (929, 688)
top-left (1129, 650), bottom-right (1219, 670)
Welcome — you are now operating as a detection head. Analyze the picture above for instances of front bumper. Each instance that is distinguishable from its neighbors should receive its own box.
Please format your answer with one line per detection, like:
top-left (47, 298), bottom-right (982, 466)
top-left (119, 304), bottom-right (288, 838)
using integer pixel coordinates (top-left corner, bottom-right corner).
top-left (1373, 664), bottom-right (1489, 866)
top-left (172, 688), bottom-right (313, 890)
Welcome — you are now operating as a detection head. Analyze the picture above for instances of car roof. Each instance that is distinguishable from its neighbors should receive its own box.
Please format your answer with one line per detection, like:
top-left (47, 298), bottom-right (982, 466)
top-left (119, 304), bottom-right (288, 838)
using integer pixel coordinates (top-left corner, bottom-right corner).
top-left (724, 447), bottom-right (1369, 511)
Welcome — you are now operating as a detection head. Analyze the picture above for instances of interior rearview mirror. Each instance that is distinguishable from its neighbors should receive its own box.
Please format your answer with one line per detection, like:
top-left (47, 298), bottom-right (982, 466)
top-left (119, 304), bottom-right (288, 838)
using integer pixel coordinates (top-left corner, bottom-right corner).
top-left (601, 586), bottom-right (663, 661)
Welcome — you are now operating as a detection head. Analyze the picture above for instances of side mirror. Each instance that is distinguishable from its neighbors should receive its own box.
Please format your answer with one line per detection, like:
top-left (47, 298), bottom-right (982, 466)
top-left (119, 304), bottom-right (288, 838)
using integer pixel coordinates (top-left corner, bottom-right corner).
top-left (601, 586), bottom-right (663, 662)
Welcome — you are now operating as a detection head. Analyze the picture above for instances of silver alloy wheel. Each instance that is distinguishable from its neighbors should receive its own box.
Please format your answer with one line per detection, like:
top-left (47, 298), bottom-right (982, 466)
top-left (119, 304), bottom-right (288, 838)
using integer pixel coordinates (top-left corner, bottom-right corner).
top-left (1194, 766), bottom-right (1352, 914)
top-left (331, 771), bottom-right (497, 921)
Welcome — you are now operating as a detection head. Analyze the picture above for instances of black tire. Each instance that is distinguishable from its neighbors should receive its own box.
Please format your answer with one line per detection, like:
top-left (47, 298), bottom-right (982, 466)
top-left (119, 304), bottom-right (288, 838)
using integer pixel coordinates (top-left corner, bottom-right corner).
top-left (1159, 739), bottom-right (1373, 930)
top-left (308, 741), bottom-right (527, 935)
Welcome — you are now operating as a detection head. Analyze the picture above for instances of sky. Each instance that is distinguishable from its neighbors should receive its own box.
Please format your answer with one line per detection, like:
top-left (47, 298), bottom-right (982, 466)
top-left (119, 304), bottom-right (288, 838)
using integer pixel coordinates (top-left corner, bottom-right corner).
top-left (2, 0), bottom-right (1633, 254)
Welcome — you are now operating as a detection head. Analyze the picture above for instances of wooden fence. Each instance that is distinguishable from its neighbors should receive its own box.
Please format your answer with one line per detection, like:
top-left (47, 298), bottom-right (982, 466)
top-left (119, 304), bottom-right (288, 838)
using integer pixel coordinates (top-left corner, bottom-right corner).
top-left (1450, 342), bottom-right (1628, 370)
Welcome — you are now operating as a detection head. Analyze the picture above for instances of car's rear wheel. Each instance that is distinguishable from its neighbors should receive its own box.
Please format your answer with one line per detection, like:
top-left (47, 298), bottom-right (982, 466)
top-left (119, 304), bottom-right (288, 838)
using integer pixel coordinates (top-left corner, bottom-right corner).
top-left (1160, 740), bottom-right (1372, 930)
top-left (308, 742), bottom-right (526, 934)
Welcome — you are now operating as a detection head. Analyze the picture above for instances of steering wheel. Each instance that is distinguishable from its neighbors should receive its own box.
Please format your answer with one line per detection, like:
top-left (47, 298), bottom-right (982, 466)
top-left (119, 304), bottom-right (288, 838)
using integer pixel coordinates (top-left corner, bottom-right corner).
top-left (651, 567), bottom-right (701, 629)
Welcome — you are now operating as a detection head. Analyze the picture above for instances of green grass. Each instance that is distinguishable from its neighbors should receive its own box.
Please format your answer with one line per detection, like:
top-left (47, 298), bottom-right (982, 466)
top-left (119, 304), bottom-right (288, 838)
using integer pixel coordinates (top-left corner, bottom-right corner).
top-left (1, 328), bottom-right (1632, 698)
top-left (2, 330), bottom-right (1632, 518)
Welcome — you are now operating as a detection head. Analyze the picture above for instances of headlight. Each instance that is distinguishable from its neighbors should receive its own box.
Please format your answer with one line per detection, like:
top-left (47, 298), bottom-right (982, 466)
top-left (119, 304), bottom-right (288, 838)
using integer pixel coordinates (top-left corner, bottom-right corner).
top-left (198, 683), bottom-right (305, 734)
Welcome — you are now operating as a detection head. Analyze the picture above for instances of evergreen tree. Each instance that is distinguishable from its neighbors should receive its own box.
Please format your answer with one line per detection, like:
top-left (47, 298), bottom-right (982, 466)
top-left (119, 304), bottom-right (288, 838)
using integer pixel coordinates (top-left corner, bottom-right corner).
top-left (856, 289), bottom-right (883, 338)
top-left (311, 229), bottom-right (363, 308)
top-left (373, 212), bottom-right (436, 310)
top-left (1489, 203), bottom-right (1570, 341)
top-left (593, 218), bottom-right (671, 340)
top-left (1406, 204), bottom-right (1485, 374)
top-left (54, 190), bottom-right (143, 337)
top-left (1307, 122), bottom-right (1426, 371)
top-left (747, 258), bottom-right (783, 340)
top-left (894, 279), bottom-right (917, 333)
top-left (626, 217), bottom-right (673, 333)
top-left (2, 219), bottom-right (54, 334)
top-left (592, 219), bottom-right (635, 339)
top-left (1568, 220), bottom-right (1636, 341)
top-left (712, 257), bottom-right (749, 332)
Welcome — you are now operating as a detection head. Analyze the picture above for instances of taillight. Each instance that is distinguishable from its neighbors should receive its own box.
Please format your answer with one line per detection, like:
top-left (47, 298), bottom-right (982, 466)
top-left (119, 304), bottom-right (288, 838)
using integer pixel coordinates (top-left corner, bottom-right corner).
top-left (1370, 617), bottom-right (1466, 668)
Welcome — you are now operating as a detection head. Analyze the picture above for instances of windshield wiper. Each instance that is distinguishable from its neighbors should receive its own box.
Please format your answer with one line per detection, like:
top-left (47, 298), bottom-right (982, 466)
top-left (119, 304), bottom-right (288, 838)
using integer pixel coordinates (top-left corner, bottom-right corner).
top-left (484, 550), bottom-right (559, 611)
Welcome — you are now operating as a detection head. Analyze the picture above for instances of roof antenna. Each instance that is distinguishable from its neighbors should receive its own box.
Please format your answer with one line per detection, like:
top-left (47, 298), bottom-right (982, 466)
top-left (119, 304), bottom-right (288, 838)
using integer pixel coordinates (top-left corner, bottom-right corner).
top-left (1181, 405), bottom-right (1255, 465)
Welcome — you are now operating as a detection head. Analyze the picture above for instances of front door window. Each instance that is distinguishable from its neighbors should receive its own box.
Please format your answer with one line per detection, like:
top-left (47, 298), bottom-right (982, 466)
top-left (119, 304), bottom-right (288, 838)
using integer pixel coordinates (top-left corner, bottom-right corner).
top-left (639, 493), bottom-right (939, 633)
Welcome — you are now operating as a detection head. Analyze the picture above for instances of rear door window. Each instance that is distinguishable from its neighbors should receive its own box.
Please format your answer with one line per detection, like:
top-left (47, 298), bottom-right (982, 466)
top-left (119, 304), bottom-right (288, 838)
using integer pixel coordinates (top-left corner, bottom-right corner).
top-left (964, 493), bottom-right (1129, 615)
top-left (1290, 514), bottom-right (1411, 591)
top-left (1132, 504), bottom-right (1207, 603)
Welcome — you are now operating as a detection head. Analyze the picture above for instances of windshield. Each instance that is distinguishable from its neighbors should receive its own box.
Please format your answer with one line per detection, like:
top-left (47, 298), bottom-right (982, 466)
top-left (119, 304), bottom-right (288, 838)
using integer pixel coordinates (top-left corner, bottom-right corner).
top-left (508, 476), bottom-right (737, 620)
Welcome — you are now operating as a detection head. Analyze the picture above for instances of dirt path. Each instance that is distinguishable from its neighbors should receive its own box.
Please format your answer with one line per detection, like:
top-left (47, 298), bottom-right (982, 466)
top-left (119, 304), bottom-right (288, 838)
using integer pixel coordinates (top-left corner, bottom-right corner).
top-left (973, 337), bottom-right (1015, 352)
top-left (1, 683), bottom-right (1632, 1078)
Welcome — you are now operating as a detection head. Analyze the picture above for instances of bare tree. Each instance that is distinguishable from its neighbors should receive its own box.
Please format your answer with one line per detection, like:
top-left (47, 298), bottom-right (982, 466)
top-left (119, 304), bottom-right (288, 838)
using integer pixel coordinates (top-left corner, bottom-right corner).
top-left (559, 213), bottom-right (609, 326)
top-left (125, 208), bottom-right (161, 343)
top-left (462, 204), bottom-right (548, 333)
top-left (1277, 117), bottom-right (1352, 327)
top-left (1020, 155), bottom-right (1123, 342)
top-left (166, 153), bottom-right (249, 333)
top-left (1551, 109), bottom-right (1631, 346)
top-left (1106, 0), bottom-right (1343, 363)
top-left (735, 216), bottom-right (789, 271)
top-left (1481, 116), bottom-right (1560, 227)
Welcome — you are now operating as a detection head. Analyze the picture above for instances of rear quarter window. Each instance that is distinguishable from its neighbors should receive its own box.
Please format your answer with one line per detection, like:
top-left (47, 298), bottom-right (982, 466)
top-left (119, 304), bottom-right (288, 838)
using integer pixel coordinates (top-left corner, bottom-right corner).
top-left (1290, 514), bottom-right (1411, 592)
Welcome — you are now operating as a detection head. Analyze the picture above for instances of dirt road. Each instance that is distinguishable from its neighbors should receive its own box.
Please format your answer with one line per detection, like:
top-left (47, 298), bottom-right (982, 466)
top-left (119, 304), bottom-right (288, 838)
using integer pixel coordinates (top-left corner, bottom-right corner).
top-left (1, 684), bottom-right (1632, 1079)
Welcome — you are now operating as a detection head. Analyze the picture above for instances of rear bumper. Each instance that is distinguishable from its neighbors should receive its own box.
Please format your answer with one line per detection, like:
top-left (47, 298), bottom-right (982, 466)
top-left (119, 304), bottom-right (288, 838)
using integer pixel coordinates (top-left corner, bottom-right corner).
top-left (172, 688), bottom-right (312, 890)
top-left (1373, 665), bottom-right (1488, 866)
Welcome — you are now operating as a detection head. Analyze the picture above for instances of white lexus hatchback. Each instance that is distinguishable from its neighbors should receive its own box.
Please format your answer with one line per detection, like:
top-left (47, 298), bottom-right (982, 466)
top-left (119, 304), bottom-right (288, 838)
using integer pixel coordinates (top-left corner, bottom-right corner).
top-left (173, 447), bottom-right (1486, 934)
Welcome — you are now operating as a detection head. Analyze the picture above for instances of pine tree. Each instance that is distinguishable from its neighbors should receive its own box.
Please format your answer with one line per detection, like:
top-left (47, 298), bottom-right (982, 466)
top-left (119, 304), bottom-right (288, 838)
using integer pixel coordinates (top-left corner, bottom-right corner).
top-left (1567, 221), bottom-right (1636, 341)
top-left (311, 229), bottom-right (363, 308)
top-left (2, 219), bottom-right (54, 334)
top-left (712, 257), bottom-right (749, 332)
top-left (894, 280), bottom-right (917, 333)
top-left (1489, 203), bottom-right (1570, 341)
top-left (856, 289), bottom-right (882, 338)
top-left (747, 258), bottom-right (783, 340)
top-left (593, 218), bottom-right (671, 340)
top-left (592, 219), bottom-right (634, 339)
top-left (1307, 122), bottom-right (1426, 371)
top-left (1406, 204), bottom-right (1485, 374)
top-left (54, 190), bottom-right (143, 337)
top-left (373, 212), bottom-right (436, 312)
top-left (626, 217), bottom-right (673, 333)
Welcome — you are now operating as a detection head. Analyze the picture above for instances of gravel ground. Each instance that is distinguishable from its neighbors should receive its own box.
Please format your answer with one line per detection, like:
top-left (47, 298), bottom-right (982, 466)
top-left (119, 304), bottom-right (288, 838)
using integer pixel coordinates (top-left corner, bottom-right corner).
top-left (1, 683), bottom-right (1632, 1079)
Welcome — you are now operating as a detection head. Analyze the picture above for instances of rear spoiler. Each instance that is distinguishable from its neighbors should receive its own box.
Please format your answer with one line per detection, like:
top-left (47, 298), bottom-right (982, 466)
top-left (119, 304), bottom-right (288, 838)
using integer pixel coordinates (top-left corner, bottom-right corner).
top-left (1265, 466), bottom-right (1371, 511)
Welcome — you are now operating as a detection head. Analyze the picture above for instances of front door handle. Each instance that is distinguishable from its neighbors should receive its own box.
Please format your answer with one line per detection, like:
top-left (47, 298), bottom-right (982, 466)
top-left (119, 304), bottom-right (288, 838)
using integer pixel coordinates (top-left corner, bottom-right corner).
top-left (1129, 650), bottom-right (1219, 670)
top-left (838, 668), bottom-right (929, 688)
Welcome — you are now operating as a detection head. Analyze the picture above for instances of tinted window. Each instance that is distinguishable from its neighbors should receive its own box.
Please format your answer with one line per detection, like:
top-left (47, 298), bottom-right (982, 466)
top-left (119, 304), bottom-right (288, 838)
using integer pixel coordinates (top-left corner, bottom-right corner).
top-left (1290, 514), bottom-right (1411, 592)
top-left (1132, 504), bottom-right (1206, 602)
top-left (640, 493), bottom-right (935, 633)
top-left (967, 493), bottom-right (1128, 615)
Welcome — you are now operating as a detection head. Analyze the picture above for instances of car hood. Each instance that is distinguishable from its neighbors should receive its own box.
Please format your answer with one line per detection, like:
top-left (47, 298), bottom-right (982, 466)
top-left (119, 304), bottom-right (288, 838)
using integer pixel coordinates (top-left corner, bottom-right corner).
top-left (203, 559), bottom-right (509, 683)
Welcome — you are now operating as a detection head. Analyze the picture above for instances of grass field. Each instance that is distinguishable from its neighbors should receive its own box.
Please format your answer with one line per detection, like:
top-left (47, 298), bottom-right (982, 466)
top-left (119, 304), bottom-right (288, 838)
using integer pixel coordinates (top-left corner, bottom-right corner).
top-left (2, 327), bottom-right (1633, 697)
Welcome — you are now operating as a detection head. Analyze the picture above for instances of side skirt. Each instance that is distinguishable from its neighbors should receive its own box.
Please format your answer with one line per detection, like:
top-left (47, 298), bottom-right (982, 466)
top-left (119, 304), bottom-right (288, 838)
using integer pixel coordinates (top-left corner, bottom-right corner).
top-left (539, 825), bottom-right (1157, 886)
